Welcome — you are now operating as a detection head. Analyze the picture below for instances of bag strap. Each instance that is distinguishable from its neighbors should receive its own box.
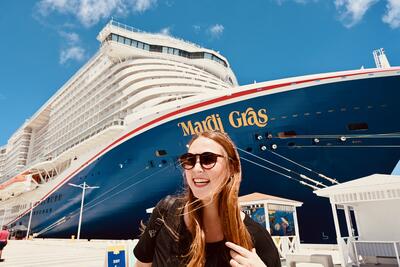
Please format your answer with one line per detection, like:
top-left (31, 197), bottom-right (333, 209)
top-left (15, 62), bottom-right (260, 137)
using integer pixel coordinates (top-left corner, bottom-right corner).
top-left (154, 195), bottom-right (182, 240)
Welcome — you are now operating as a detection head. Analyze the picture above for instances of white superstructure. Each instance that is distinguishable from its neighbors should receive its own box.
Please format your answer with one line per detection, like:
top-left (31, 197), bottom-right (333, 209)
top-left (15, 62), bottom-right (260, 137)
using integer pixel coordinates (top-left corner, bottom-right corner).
top-left (0, 20), bottom-right (237, 191)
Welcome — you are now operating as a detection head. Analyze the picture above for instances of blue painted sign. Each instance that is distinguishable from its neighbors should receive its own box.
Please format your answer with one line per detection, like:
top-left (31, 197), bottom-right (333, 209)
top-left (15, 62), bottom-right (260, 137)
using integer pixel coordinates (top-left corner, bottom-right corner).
top-left (107, 245), bottom-right (127, 267)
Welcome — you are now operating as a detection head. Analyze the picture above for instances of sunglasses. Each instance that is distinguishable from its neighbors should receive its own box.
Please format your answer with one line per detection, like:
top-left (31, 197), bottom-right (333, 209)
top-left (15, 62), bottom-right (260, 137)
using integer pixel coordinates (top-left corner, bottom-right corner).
top-left (178, 152), bottom-right (225, 170)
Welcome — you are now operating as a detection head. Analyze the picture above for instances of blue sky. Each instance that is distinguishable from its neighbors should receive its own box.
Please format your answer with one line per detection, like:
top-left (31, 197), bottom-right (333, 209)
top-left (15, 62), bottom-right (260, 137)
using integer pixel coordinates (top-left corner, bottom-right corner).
top-left (0, 0), bottom-right (399, 145)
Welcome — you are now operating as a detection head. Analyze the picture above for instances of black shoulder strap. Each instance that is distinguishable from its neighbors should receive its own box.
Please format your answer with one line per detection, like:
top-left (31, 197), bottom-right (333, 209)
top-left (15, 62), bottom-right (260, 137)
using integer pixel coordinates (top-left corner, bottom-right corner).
top-left (154, 195), bottom-right (182, 240)
top-left (154, 196), bottom-right (176, 228)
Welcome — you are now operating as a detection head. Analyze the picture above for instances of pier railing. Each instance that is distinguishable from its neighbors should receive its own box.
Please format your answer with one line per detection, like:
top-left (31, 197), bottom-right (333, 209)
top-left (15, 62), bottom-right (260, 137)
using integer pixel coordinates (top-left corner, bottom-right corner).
top-left (352, 240), bottom-right (400, 266)
top-left (340, 237), bottom-right (400, 267)
top-left (339, 236), bottom-right (359, 267)
top-left (272, 235), bottom-right (298, 258)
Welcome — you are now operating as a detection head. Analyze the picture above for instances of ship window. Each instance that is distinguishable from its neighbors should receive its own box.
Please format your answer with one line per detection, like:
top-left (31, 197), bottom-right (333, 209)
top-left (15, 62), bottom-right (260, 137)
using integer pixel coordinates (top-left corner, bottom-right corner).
top-left (112, 34), bottom-right (118, 41)
top-left (348, 122), bottom-right (368, 131)
top-left (144, 44), bottom-right (150, 51)
top-left (137, 42), bottom-right (144, 49)
top-left (179, 50), bottom-right (189, 58)
top-left (124, 38), bottom-right (130, 45)
top-left (150, 45), bottom-right (162, 52)
top-left (278, 131), bottom-right (297, 138)
top-left (156, 150), bottom-right (167, 157)
top-left (131, 40), bottom-right (137, 47)
top-left (191, 52), bottom-right (204, 59)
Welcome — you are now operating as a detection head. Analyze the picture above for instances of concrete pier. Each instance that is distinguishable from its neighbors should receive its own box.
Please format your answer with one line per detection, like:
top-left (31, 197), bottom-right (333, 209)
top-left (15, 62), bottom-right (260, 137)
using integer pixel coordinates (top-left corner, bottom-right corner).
top-left (1, 239), bottom-right (110, 266)
top-left (1, 239), bottom-right (346, 267)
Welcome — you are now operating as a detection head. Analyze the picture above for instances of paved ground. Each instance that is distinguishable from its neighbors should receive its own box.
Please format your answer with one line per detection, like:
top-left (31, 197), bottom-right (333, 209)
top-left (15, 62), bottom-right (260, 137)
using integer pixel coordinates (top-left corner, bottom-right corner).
top-left (0, 239), bottom-right (122, 267)
top-left (3, 239), bottom-right (340, 267)
top-left (2, 239), bottom-right (394, 267)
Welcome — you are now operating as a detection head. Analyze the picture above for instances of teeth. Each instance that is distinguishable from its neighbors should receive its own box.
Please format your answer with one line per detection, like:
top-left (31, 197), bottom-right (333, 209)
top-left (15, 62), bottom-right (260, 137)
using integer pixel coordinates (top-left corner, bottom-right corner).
top-left (194, 178), bottom-right (209, 184)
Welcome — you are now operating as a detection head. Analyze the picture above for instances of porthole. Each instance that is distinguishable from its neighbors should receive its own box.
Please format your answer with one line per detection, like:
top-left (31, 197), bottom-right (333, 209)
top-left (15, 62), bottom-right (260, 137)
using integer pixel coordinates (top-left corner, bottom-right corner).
top-left (156, 150), bottom-right (167, 157)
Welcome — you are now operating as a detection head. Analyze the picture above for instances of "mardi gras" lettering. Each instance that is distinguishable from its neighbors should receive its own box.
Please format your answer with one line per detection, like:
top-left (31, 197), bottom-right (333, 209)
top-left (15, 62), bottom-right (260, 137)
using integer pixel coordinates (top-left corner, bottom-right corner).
top-left (177, 114), bottom-right (225, 136)
top-left (177, 107), bottom-right (269, 136)
top-left (228, 107), bottom-right (268, 128)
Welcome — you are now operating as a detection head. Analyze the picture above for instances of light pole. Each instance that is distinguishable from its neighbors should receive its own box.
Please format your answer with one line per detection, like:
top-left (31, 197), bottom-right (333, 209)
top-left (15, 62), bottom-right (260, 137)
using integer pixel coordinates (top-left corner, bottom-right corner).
top-left (68, 182), bottom-right (99, 240)
top-left (26, 201), bottom-right (36, 239)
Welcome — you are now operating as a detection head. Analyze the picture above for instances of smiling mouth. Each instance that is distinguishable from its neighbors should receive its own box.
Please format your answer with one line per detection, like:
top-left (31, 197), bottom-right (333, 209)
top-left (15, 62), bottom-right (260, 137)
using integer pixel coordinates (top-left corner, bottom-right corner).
top-left (193, 178), bottom-right (210, 187)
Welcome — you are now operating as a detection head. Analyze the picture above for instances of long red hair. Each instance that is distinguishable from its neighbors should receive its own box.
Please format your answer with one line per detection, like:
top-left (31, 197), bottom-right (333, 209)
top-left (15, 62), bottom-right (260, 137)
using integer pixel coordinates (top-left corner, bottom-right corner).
top-left (184, 131), bottom-right (253, 266)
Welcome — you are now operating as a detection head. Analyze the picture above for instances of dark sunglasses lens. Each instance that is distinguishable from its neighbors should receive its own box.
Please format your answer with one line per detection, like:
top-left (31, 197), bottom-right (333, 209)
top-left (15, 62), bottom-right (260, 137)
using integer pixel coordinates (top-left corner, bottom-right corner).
top-left (179, 154), bottom-right (196, 169)
top-left (200, 152), bottom-right (218, 169)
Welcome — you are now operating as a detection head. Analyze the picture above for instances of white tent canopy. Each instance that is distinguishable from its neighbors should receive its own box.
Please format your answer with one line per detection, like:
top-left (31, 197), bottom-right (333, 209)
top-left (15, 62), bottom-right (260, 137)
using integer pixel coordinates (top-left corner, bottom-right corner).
top-left (315, 174), bottom-right (400, 267)
top-left (316, 173), bottom-right (400, 204)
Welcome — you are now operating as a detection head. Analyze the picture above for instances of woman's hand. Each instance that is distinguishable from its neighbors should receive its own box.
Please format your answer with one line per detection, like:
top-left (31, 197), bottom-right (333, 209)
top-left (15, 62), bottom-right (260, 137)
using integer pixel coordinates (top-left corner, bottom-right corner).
top-left (225, 241), bottom-right (267, 267)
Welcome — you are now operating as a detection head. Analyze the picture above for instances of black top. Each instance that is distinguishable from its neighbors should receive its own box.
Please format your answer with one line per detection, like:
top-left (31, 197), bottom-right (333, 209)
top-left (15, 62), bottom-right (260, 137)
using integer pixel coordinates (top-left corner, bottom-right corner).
top-left (134, 196), bottom-right (281, 267)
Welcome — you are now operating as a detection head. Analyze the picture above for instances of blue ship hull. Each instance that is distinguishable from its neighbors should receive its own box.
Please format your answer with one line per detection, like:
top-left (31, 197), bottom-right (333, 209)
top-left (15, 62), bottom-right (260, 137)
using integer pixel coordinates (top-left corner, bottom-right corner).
top-left (12, 73), bottom-right (400, 243)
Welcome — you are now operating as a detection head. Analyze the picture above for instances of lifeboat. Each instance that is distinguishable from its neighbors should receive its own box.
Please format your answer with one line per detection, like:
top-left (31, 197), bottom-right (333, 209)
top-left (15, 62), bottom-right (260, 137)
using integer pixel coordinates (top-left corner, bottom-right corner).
top-left (0, 171), bottom-right (37, 200)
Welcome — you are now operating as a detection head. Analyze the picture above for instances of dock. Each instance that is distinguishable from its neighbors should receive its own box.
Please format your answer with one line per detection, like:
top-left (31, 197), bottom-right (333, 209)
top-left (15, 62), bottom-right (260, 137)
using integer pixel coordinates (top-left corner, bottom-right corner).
top-left (3, 239), bottom-right (397, 266)
top-left (1, 238), bottom-right (342, 267)
top-left (2, 239), bottom-right (109, 266)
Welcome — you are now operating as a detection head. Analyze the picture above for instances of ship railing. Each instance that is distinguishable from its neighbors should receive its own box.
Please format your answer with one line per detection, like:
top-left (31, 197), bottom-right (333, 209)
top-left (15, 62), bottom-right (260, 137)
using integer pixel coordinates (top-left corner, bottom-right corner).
top-left (272, 235), bottom-right (298, 258)
top-left (108, 20), bottom-right (203, 49)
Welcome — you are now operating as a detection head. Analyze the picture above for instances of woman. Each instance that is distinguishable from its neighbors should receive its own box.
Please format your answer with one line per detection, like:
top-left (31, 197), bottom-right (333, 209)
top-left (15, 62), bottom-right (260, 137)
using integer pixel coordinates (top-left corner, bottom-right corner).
top-left (134, 131), bottom-right (281, 267)
top-left (0, 225), bottom-right (9, 262)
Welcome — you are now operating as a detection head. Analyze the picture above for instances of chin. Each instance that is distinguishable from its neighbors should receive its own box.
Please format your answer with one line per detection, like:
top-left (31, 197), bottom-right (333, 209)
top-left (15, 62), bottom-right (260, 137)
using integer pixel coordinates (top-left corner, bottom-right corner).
top-left (192, 192), bottom-right (210, 201)
top-left (191, 190), bottom-right (216, 203)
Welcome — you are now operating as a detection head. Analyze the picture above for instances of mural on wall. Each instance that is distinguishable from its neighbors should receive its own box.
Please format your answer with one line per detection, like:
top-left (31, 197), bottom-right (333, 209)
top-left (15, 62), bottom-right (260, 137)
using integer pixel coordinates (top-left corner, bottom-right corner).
top-left (268, 208), bottom-right (296, 236)
top-left (241, 204), bottom-right (266, 228)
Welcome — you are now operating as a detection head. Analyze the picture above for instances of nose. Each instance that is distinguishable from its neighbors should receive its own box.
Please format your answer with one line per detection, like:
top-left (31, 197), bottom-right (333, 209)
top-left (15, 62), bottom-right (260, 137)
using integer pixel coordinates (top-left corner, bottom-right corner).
top-left (192, 157), bottom-right (204, 171)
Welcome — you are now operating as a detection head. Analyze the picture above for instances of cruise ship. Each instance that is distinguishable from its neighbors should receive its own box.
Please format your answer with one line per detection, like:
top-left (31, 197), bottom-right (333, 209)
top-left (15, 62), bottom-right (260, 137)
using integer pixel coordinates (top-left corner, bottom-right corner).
top-left (1, 21), bottom-right (399, 243)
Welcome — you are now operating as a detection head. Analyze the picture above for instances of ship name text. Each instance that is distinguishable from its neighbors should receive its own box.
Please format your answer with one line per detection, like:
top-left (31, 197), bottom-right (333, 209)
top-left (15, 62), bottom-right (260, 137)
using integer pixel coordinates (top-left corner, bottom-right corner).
top-left (177, 107), bottom-right (268, 136)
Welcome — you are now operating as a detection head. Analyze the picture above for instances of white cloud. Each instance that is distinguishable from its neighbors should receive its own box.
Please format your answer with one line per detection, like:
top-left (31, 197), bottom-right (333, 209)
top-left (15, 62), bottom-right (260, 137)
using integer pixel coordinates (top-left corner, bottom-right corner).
top-left (59, 31), bottom-right (80, 43)
top-left (334, 0), bottom-right (378, 28)
top-left (159, 27), bottom-right (171, 36)
top-left (208, 24), bottom-right (224, 38)
top-left (193, 25), bottom-right (201, 32)
top-left (134, 0), bottom-right (157, 12)
top-left (58, 31), bottom-right (84, 64)
top-left (37, 0), bottom-right (70, 15)
top-left (60, 46), bottom-right (85, 64)
top-left (383, 0), bottom-right (400, 28)
top-left (36, 0), bottom-right (157, 27)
